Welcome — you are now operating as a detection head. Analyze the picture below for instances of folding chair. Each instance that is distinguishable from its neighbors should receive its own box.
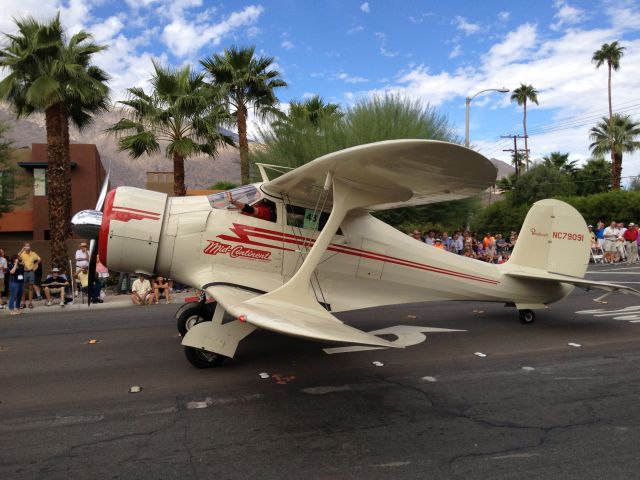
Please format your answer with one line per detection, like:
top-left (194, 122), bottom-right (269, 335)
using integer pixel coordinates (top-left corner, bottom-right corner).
top-left (591, 244), bottom-right (604, 264)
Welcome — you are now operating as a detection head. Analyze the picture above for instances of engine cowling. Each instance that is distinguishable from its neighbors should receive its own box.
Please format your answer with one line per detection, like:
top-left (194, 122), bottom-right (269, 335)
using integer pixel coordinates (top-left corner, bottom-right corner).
top-left (99, 187), bottom-right (168, 275)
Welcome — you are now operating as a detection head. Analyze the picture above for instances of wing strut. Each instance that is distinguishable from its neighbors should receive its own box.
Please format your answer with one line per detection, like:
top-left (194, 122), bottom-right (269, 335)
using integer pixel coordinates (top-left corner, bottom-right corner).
top-left (223, 177), bottom-right (404, 347)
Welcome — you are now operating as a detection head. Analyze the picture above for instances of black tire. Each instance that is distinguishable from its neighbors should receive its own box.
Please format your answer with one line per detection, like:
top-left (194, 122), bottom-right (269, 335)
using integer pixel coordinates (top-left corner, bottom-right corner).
top-left (519, 309), bottom-right (535, 324)
top-left (184, 346), bottom-right (226, 368)
top-left (177, 302), bottom-right (216, 336)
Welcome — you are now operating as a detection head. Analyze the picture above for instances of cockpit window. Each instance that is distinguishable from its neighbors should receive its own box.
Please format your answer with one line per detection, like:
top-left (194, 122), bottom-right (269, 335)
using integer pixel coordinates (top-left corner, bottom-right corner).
top-left (207, 185), bottom-right (260, 210)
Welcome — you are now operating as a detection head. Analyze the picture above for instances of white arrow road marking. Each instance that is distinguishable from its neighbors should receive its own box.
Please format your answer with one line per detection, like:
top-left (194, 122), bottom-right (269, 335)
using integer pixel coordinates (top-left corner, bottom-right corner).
top-left (576, 305), bottom-right (640, 322)
top-left (323, 325), bottom-right (465, 354)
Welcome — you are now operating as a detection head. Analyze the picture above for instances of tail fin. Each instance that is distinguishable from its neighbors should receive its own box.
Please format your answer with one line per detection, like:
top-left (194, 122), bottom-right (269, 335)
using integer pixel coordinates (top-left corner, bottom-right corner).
top-left (508, 199), bottom-right (590, 278)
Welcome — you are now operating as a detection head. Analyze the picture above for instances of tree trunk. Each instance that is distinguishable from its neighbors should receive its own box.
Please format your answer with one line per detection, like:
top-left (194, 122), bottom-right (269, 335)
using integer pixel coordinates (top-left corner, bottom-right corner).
top-left (607, 61), bottom-right (613, 120)
top-left (45, 103), bottom-right (70, 270)
top-left (173, 153), bottom-right (186, 197)
top-left (60, 104), bottom-right (72, 235)
top-left (612, 152), bottom-right (622, 190)
top-left (608, 61), bottom-right (617, 189)
top-left (523, 100), bottom-right (529, 171)
top-left (237, 104), bottom-right (249, 184)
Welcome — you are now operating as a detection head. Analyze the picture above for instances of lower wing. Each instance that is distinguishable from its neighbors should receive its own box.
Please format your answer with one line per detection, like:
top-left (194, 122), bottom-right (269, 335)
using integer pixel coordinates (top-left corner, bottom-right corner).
top-left (205, 283), bottom-right (398, 348)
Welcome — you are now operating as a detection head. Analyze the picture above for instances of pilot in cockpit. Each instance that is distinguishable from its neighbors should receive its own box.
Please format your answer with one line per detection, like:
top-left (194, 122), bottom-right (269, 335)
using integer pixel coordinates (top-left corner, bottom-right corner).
top-left (226, 191), bottom-right (276, 222)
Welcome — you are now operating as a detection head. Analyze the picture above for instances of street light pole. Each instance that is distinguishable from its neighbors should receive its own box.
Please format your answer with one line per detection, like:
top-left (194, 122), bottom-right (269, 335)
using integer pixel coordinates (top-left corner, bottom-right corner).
top-left (464, 87), bottom-right (509, 148)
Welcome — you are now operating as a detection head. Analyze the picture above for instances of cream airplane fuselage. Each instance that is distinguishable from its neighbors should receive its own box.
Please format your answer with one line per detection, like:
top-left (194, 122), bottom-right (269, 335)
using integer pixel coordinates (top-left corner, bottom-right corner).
top-left (101, 185), bottom-right (572, 315)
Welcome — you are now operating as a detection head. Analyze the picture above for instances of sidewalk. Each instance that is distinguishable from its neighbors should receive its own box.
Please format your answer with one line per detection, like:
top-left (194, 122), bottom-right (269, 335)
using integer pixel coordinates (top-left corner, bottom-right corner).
top-left (2, 290), bottom-right (195, 316)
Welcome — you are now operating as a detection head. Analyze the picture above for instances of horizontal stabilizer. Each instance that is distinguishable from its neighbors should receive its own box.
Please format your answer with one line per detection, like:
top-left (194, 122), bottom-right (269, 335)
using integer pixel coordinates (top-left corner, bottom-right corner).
top-left (505, 270), bottom-right (640, 296)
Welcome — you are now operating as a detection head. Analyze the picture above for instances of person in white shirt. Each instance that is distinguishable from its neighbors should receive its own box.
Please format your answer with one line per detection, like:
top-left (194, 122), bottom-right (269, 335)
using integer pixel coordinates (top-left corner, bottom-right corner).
top-left (603, 221), bottom-right (620, 263)
top-left (75, 242), bottom-right (90, 272)
top-left (130, 274), bottom-right (152, 305)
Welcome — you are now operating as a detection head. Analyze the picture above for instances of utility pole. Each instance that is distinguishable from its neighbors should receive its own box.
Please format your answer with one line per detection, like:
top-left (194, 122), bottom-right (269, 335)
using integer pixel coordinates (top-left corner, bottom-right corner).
top-left (501, 134), bottom-right (528, 177)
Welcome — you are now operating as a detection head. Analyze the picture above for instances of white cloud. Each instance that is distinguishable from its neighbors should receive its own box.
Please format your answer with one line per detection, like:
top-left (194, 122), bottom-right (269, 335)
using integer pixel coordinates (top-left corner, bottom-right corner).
top-left (498, 11), bottom-right (510, 22)
top-left (454, 15), bottom-right (481, 35)
top-left (604, 0), bottom-right (640, 31)
top-left (482, 23), bottom-right (537, 71)
top-left (336, 72), bottom-right (369, 84)
top-left (281, 40), bottom-right (294, 50)
top-left (375, 32), bottom-right (399, 58)
top-left (302, 92), bottom-right (315, 99)
top-left (360, 2), bottom-right (370, 13)
top-left (89, 15), bottom-right (125, 43)
top-left (347, 25), bottom-right (364, 34)
top-left (162, 4), bottom-right (264, 58)
top-left (408, 12), bottom-right (433, 24)
top-left (449, 44), bottom-right (462, 59)
top-left (550, 0), bottom-right (586, 31)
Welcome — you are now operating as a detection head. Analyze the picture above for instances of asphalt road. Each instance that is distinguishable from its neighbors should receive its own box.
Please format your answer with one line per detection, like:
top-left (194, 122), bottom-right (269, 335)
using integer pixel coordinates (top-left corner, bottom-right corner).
top-left (2, 264), bottom-right (640, 479)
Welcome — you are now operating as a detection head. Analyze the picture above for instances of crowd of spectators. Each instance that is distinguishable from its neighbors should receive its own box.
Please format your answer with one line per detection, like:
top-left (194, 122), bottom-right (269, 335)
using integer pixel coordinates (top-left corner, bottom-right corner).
top-left (0, 241), bottom-right (109, 315)
top-left (589, 221), bottom-right (639, 264)
top-left (409, 229), bottom-right (518, 264)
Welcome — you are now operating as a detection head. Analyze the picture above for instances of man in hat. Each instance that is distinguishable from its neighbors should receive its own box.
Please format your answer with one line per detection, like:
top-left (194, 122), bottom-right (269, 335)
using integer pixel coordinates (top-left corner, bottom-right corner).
top-left (75, 242), bottom-right (90, 272)
top-left (624, 222), bottom-right (638, 264)
top-left (19, 242), bottom-right (40, 309)
top-left (42, 267), bottom-right (69, 306)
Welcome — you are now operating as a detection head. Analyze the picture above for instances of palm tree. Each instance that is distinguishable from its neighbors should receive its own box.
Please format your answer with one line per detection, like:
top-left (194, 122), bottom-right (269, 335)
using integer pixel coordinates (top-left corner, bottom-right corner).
top-left (589, 114), bottom-right (640, 189)
top-left (271, 95), bottom-right (342, 138)
top-left (542, 151), bottom-right (578, 176)
top-left (0, 14), bottom-right (109, 268)
top-left (201, 45), bottom-right (287, 184)
top-left (107, 61), bottom-right (233, 196)
top-left (510, 84), bottom-right (539, 171)
top-left (592, 41), bottom-right (625, 121)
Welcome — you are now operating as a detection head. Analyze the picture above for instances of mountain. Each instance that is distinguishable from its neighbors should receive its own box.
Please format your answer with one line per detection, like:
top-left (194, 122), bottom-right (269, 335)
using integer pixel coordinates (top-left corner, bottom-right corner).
top-left (0, 104), bottom-right (241, 189)
top-left (489, 157), bottom-right (515, 180)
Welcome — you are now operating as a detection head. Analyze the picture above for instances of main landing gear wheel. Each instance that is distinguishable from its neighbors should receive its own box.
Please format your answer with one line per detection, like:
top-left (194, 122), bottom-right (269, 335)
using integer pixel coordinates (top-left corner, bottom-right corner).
top-left (177, 302), bottom-right (216, 336)
top-left (184, 347), bottom-right (227, 368)
top-left (519, 309), bottom-right (535, 324)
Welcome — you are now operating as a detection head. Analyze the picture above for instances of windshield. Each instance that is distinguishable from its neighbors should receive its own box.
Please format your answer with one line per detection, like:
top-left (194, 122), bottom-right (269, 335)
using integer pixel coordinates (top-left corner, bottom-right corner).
top-left (207, 185), bottom-right (260, 209)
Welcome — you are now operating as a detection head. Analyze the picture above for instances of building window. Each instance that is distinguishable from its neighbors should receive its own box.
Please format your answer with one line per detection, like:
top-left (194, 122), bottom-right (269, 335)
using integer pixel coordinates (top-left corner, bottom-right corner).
top-left (34, 168), bottom-right (47, 196)
top-left (0, 170), bottom-right (15, 200)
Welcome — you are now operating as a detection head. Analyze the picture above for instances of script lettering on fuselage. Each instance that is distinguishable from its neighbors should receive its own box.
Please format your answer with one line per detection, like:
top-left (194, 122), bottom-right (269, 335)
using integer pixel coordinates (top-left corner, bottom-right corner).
top-left (203, 240), bottom-right (271, 261)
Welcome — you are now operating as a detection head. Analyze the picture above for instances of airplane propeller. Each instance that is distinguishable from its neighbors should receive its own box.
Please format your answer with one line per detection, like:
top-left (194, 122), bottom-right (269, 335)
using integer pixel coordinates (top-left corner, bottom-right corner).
top-left (71, 172), bottom-right (109, 306)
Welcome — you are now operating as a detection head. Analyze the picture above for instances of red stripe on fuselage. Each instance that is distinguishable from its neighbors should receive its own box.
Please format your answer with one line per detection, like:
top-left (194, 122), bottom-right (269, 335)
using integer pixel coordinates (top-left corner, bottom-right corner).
top-left (217, 223), bottom-right (499, 285)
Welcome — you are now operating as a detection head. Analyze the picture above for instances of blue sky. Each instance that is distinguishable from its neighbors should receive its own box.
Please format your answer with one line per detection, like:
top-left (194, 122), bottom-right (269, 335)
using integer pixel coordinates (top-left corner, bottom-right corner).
top-left (1, 0), bottom-right (640, 178)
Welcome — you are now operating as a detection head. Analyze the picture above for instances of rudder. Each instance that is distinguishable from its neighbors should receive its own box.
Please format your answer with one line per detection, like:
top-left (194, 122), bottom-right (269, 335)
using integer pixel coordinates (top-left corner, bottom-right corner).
top-left (508, 199), bottom-right (590, 278)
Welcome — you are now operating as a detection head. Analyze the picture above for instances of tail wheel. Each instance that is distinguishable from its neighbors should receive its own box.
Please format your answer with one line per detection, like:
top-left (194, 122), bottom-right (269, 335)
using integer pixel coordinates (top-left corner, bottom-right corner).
top-left (184, 346), bottom-right (226, 368)
top-left (519, 309), bottom-right (535, 324)
top-left (177, 302), bottom-right (216, 336)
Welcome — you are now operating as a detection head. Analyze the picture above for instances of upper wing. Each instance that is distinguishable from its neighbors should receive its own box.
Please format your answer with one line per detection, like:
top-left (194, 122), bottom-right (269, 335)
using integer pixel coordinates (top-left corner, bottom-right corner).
top-left (505, 270), bottom-right (640, 299)
top-left (261, 140), bottom-right (497, 211)
top-left (205, 284), bottom-right (398, 348)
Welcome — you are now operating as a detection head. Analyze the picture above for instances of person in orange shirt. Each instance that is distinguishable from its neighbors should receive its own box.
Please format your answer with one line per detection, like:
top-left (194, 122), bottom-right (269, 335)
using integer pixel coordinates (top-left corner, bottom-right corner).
top-left (433, 238), bottom-right (445, 249)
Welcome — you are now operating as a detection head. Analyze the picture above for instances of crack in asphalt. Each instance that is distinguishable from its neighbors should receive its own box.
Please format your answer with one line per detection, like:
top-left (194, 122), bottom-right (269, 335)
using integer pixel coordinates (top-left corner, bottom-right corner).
top-left (373, 374), bottom-right (603, 466)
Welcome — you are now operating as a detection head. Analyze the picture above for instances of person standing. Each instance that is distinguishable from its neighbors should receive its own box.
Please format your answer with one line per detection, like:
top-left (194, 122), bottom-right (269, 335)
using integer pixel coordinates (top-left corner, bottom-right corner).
top-left (8, 254), bottom-right (24, 315)
top-left (18, 243), bottom-right (40, 309)
top-left (624, 223), bottom-right (638, 264)
top-left (0, 248), bottom-right (7, 308)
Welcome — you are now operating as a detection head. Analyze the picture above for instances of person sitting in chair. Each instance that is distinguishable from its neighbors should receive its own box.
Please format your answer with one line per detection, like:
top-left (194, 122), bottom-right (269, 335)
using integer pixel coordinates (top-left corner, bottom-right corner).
top-left (152, 276), bottom-right (171, 304)
top-left (42, 267), bottom-right (69, 306)
top-left (75, 266), bottom-right (104, 303)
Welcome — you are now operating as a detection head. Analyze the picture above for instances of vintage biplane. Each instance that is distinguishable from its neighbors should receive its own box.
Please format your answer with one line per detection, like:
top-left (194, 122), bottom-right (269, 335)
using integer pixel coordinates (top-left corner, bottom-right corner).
top-left (71, 140), bottom-right (639, 368)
